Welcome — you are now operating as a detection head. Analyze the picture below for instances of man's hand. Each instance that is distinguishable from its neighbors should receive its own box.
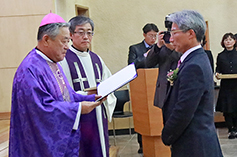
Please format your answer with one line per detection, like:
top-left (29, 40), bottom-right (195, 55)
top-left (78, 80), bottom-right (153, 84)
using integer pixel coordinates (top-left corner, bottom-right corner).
top-left (157, 31), bottom-right (165, 48)
top-left (157, 31), bottom-right (175, 51)
top-left (95, 95), bottom-right (107, 101)
top-left (81, 96), bottom-right (107, 114)
top-left (164, 42), bottom-right (175, 51)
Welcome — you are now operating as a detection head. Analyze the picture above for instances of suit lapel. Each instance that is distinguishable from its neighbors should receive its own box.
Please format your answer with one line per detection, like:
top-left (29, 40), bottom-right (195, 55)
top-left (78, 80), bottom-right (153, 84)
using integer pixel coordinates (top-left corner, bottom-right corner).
top-left (178, 48), bottom-right (203, 73)
top-left (163, 48), bottom-right (203, 105)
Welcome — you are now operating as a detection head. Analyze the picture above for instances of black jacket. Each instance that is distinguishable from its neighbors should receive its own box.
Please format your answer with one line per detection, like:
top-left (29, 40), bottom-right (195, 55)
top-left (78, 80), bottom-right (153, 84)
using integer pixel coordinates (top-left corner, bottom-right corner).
top-left (216, 48), bottom-right (237, 112)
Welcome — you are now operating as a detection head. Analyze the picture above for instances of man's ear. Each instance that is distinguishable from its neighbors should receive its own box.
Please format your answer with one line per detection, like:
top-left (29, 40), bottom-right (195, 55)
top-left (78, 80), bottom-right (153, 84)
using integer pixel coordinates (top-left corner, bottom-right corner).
top-left (143, 33), bottom-right (146, 38)
top-left (70, 32), bottom-right (74, 41)
top-left (42, 34), bottom-right (50, 46)
top-left (188, 29), bottom-right (196, 40)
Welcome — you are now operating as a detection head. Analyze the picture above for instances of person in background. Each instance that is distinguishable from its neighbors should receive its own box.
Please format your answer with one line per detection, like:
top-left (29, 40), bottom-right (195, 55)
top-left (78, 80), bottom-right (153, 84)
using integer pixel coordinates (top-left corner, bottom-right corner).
top-left (127, 23), bottom-right (158, 154)
top-left (162, 10), bottom-right (223, 157)
top-left (9, 13), bottom-right (105, 157)
top-left (145, 31), bottom-right (182, 109)
top-left (234, 33), bottom-right (237, 42)
top-left (128, 23), bottom-right (159, 69)
top-left (201, 35), bottom-right (214, 72)
top-left (60, 15), bottom-right (116, 157)
top-left (215, 32), bottom-right (237, 139)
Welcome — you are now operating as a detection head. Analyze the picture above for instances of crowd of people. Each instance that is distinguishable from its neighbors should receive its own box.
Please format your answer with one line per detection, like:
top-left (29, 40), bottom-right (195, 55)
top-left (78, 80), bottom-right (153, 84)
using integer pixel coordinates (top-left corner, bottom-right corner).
top-left (10, 8), bottom-right (237, 157)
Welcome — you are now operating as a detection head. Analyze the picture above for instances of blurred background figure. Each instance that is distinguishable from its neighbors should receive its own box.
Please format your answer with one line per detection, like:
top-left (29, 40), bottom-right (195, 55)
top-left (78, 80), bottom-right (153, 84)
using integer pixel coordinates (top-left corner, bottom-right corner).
top-left (215, 32), bottom-right (237, 139)
top-left (128, 23), bottom-right (159, 69)
top-left (127, 23), bottom-right (159, 154)
top-left (128, 23), bottom-right (159, 153)
top-left (145, 14), bottom-right (182, 109)
top-left (202, 35), bottom-right (214, 72)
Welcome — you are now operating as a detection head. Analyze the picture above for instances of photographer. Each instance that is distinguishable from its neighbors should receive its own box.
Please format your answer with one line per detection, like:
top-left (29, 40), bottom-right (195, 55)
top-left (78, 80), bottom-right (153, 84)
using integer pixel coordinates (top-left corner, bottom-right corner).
top-left (128, 23), bottom-right (159, 69)
top-left (145, 15), bottom-right (182, 109)
top-left (127, 23), bottom-right (159, 154)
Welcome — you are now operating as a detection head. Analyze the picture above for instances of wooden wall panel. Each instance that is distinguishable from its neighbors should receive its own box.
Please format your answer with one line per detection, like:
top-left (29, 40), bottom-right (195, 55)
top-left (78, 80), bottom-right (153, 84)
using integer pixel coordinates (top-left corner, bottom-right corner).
top-left (0, 0), bottom-right (54, 16)
top-left (0, 69), bottom-right (16, 112)
top-left (0, 0), bottom-right (54, 112)
top-left (0, 16), bottom-right (44, 68)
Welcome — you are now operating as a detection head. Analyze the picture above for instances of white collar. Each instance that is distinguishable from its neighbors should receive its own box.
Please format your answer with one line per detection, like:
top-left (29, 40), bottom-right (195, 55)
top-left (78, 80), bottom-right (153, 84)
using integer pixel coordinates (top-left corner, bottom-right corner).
top-left (35, 49), bottom-right (54, 63)
top-left (143, 40), bottom-right (151, 48)
top-left (69, 46), bottom-right (89, 57)
top-left (180, 45), bottom-right (202, 63)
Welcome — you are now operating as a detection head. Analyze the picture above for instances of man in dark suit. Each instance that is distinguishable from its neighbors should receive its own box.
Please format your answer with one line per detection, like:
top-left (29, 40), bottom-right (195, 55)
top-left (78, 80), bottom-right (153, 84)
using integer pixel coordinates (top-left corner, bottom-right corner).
top-left (145, 31), bottom-right (182, 109)
top-left (127, 23), bottom-right (158, 154)
top-left (128, 23), bottom-right (159, 69)
top-left (161, 10), bottom-right (223, 157)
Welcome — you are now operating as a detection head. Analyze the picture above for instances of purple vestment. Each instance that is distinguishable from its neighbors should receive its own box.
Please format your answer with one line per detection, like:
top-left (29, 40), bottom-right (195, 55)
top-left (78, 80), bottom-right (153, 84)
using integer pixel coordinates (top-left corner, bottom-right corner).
top-left (65, 50), bottom-right (109, 157)
top-left (9, 48), bottom-right (95, 157)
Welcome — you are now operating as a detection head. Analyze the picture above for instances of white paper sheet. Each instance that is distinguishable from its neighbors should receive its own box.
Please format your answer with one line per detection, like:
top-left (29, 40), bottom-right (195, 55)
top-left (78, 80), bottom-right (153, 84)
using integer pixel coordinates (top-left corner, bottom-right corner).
top-left (96, 63), bottom-right (137, 101)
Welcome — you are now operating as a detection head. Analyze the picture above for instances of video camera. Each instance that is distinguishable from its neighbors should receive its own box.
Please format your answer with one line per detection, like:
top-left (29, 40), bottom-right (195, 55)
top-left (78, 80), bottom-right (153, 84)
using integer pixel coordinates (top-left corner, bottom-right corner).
top-left (162, 14), bottom-right (173, 43)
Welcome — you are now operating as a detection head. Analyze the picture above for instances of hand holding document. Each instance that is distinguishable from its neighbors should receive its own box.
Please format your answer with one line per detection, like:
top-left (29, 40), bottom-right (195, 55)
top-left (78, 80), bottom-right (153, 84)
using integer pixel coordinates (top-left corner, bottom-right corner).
top-left (95, 63), bottom-right (137, 101)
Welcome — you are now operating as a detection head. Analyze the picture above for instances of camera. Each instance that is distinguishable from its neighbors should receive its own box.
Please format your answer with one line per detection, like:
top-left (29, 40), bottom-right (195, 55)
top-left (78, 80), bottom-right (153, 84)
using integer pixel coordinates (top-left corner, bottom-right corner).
top-left (164, 14), bottom-right (172, 31)
top-left (162, 31), bottom-right (171, 43)
top-left (163, 14), bottom-right (173, 43)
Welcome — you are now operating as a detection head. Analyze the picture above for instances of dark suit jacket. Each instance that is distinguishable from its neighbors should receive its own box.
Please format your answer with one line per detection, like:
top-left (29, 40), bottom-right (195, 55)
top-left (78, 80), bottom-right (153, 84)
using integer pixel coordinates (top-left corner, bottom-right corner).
top-left (162, 48), bottom-right (223, 157)
top-left (146, 45), bottom-right (181, 108)
top-left (205, 50), bottom-right (214, 72)
top-left (128, 41), bottom-right (157, 69)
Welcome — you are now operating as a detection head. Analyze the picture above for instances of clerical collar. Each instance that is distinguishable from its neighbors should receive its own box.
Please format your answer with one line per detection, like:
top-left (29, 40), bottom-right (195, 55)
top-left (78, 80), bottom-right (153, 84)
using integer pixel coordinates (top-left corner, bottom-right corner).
top-left (70, 45), bottom-right (89, 57)
top-left (35, 48), bottom-right (54, 63)
top-left (71, 45), bottom-right (89, 53)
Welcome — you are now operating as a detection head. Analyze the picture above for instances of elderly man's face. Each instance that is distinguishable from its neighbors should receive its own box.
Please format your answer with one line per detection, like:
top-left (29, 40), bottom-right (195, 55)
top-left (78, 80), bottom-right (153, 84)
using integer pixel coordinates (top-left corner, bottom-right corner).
top-left (71, 23), bottom-right (93, 52)
top-left (48, 27), bottom-right (70, 62)
top-left (170, 23), bottom-right (191, 54)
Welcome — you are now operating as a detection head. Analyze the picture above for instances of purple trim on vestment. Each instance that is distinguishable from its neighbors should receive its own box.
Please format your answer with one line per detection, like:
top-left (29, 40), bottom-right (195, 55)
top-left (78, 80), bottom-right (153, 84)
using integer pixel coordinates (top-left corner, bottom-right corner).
top-left (65, 49), bottom-right (109, 157)
top-left (90, 51), bottom-right (103, 85)
top-left (65, 50), bottom-right (102, 91)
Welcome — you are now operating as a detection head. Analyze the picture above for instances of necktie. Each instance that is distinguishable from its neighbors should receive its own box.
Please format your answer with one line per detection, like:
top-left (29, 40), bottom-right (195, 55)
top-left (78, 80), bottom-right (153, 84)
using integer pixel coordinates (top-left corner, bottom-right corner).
top-left (47, 61), bottom-right (71, 102)
top-left (177, 60), bottom-right (181, 68)
top-left (146, 46), bottom-right (151, 51)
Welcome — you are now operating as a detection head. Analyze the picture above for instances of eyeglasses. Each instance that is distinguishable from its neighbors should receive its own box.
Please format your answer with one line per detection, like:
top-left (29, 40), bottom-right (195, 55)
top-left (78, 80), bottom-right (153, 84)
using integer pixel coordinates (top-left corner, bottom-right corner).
top-left (74, 31), bottom-right (94, 37)
top-left (170, 29), bottom-right (186, 35)
top-left (147, 34), bottom-right (158, 39)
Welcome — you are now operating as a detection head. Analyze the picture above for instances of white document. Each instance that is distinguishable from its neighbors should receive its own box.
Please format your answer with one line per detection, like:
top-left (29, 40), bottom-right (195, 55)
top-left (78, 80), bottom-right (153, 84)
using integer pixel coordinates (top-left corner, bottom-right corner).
top-left (96, 63), bottom-right (137, 101)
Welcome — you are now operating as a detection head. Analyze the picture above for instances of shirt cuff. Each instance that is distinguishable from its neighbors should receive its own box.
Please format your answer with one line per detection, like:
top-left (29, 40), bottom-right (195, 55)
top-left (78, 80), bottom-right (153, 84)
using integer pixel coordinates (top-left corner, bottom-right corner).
top-left (73, 102), bottom-right (82, 130)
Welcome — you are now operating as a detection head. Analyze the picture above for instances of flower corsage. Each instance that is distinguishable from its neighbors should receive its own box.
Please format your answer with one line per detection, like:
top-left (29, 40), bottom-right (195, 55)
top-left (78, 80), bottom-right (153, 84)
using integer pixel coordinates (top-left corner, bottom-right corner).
top-left (167, 68), bottom-right (179, 86)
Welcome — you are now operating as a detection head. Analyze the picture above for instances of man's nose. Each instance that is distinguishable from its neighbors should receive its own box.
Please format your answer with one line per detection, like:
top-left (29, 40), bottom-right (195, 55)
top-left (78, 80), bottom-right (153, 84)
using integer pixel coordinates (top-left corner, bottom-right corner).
top-left (65, 44), bottom-right (69, 50)
top-left (169, 36), bottom-right (174, 43)
top-left (83, 33), bottom-right (89, 38)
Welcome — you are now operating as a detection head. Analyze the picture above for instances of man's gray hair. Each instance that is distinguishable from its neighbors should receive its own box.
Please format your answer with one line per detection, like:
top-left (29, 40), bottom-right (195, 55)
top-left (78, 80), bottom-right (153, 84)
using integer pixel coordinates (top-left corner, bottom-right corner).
top-left (168, 10), bottom-right (206, 42)
top-left (68, 16), bottom-right (94, 34)
top-left (37, 23), bottom-right (70, 41)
